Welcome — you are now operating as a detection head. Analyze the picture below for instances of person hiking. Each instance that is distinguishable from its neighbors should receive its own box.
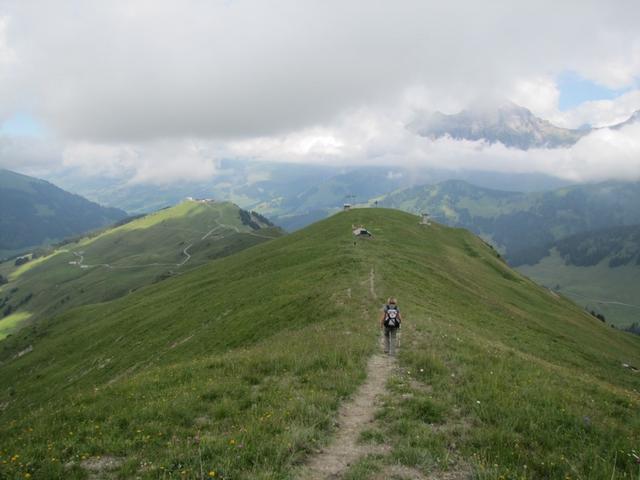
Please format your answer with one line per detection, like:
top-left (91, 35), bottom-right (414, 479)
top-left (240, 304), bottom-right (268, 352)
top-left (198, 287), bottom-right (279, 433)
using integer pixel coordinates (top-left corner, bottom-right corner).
top-left (380, 297), bottom-right (402, 355)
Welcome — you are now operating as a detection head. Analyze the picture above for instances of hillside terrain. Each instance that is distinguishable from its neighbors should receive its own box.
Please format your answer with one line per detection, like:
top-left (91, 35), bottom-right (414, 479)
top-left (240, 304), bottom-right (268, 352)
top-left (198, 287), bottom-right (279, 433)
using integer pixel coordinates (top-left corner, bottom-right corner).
top-left (377, 179), bottom-right (640, 258)
top-left (0, 200), bottom-right (281, 339)
top-left (516, 225), bottom-right (640, 327)
top-left (48, 161), bottom-right (572, 231)
top-left (0, 169), bottom-right (127, 257)
top-left (0, 209), bottom-right (638, 479)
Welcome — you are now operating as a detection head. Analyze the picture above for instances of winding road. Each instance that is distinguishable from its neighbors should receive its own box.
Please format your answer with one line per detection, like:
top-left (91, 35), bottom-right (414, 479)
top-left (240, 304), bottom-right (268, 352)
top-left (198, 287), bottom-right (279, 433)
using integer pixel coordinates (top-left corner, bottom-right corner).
top-left (68, 221), bottom-right (276, 272)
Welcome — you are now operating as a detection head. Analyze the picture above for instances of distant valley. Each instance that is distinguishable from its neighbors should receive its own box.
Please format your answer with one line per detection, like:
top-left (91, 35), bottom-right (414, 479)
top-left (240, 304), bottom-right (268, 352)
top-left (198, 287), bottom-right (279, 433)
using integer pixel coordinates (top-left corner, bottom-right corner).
top-left (376, 179), bottom-right (640, 327)
top-left (517, 225), bottom-right (640, 327)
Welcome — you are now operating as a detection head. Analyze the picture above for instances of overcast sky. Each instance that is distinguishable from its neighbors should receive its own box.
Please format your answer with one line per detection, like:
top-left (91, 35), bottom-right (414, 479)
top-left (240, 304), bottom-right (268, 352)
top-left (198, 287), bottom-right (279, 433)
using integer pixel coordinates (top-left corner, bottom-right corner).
top-left (1, 0), bottom-right (640, 183)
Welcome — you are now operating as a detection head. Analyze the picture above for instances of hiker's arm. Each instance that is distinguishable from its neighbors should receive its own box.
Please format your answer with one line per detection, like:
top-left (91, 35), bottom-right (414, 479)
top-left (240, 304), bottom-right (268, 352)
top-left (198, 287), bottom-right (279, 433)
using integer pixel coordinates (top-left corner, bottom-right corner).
top-left (379, 311), bottom-right (386, 328)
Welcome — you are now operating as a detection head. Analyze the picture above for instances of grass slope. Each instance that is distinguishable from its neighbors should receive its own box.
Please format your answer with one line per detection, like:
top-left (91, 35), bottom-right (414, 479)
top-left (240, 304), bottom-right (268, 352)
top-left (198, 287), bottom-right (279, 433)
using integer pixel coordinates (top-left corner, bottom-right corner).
top-left (0, 200), bottom-right (281, 339)
top-left (0, 209), bottom-right (638, 479)
top-left (514, 225), bottom-right (640, 327)
top-left (0, 169), bottom-right (126, 256)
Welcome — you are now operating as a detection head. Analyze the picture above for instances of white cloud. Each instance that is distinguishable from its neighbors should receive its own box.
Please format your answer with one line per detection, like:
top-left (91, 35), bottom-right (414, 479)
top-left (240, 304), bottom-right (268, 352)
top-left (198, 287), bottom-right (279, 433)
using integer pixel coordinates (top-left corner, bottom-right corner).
top-left (62, 139), bottom-right (218, 185)
top-left (2, 0), bottom-right (640, 141)
top-left (224, 107), bottom-right (640, 182)
top-left (553, 90), bottom-right (640, 128)
top-left (0, 1), bottom-right (639, 184)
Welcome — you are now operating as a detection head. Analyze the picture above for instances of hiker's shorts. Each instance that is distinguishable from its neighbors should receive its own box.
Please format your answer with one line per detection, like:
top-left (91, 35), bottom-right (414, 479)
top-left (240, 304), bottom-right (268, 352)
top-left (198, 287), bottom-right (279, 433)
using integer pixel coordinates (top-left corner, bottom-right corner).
top-left (384, 327), bottom-right (398, 355)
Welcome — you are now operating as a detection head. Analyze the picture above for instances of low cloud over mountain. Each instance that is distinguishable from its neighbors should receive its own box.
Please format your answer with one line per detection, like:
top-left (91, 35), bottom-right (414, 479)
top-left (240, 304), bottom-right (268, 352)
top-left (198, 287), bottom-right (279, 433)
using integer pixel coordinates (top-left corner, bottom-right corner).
top-left (0, 1), bottom-right (639, 183)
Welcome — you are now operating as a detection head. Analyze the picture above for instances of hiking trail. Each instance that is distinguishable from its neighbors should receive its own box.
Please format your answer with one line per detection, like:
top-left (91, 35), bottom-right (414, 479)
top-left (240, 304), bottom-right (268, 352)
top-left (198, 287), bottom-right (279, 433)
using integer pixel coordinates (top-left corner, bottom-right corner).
top-left (299, 267), bottom-right (394, 479)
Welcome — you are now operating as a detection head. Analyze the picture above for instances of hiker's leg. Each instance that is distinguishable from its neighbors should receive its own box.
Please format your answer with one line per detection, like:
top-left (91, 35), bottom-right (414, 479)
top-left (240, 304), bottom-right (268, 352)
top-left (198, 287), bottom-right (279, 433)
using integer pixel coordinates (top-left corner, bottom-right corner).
top-left (383, 328), bottom-right (390, 353)
top-left (389, 329), bottom-right (397, 356)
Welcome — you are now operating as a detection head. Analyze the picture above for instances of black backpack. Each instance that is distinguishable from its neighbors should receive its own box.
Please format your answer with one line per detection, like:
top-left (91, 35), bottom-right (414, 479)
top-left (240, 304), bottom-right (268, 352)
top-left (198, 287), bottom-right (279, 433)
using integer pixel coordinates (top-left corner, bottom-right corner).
top-left (384, 305), bottom-right (400, 328)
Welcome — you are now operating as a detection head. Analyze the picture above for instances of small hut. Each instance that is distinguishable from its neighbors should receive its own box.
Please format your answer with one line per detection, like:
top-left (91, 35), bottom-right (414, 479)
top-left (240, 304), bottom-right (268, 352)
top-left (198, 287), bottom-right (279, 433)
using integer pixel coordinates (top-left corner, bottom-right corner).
top-left (420, 213), bottom-right (431, 225)
top-left (343, 204), bottom-right (352, 211)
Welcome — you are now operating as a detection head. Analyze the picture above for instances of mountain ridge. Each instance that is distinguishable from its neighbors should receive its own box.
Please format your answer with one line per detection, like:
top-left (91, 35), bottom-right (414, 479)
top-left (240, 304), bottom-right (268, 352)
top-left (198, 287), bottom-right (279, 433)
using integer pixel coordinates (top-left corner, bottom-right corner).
top-left (0, 208), bottom-right (638, 479)
top-left (0, 168), bottom-right (127, 256)
top-left (0, 199), bottom-right (282, 339)
top-left (408, 101), bottom-right (640, 149)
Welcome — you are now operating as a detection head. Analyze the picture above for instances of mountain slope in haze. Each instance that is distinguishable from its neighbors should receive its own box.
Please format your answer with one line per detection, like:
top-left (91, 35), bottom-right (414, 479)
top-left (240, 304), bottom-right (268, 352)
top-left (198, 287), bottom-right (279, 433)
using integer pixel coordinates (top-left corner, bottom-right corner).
top-left (408, 102), bottom-right (640, 149)
top-left (0, 169), bottom-right (127, 256)
top-left (0, 200), bottom-right (281, 339)
top-left (48, 160), bottom-right (573, 234)
top-left (515, 225), bottom-right (640, 327)
top-left (408, 102), bottom-right (586, 149)
top-left (377, 179), bottom-right (640, 258)
top-left (0, 209), bottom-right (638, 479)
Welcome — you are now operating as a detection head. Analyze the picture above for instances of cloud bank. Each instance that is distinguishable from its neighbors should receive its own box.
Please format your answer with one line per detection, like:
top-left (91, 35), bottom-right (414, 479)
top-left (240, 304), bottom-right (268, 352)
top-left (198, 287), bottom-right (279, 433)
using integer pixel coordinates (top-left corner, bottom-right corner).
top-left (0, 0), bottom-right (639, 183)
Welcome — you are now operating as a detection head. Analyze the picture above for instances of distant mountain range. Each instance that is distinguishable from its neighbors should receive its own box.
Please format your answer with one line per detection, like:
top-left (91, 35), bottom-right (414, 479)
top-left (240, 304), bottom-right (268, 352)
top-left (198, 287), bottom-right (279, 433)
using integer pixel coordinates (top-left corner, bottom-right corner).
top-left (377, 179), bottom-right (640, 259)
top-left (0, 169), bottom-right (127, 256)
top-left (408, 101), bottom-right (640, 149)
top-left (47, 160), bottom-right (574, 232)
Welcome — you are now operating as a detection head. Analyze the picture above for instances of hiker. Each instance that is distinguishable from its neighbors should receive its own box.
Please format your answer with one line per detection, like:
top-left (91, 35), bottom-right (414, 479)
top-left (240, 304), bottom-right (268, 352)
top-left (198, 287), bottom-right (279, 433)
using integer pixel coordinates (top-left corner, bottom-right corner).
top-left (380, 297), bottom-right (402, 355)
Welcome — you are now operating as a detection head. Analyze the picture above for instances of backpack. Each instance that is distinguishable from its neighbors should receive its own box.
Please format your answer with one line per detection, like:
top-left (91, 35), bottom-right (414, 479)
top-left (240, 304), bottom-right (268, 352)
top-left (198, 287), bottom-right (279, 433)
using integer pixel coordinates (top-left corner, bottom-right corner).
top-left (384, 305), bottom-right (400, 328)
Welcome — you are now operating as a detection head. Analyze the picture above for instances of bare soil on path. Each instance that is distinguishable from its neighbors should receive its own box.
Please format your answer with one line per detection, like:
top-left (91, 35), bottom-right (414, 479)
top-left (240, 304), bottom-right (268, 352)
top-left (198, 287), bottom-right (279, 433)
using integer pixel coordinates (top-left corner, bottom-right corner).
top-left (298, 353), bottom-right (394, 480)
top-left (298, 267), bottom-right (395, 479)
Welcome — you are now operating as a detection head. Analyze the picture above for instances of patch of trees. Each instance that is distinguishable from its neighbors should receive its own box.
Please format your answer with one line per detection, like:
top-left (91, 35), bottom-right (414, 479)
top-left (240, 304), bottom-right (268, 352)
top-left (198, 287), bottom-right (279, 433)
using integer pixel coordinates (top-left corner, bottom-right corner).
top-left (238, 209), bottom-right (260, 230)
top-left (588, 309), bottom-right (606, 322)
top-left (509, 224), bottom-right (640, 268)
top-left (251, 211), bottom-right (275, 227)
top-left (624, 323), bottom-right (640, 336)
top-left (0, 274), bottom-right (7, 285)
top-left (14, 256), bottom-right (30, 266)
top-left (555, 225), bottom-right (640, 267)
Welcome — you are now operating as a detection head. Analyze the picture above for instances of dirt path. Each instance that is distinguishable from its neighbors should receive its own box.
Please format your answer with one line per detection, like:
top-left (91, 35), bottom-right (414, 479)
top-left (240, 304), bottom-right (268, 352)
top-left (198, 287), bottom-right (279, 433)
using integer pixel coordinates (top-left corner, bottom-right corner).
top-left (298, 267), bottom-right (394, 480)
top-left (299, 353), bottom-right (393, 480)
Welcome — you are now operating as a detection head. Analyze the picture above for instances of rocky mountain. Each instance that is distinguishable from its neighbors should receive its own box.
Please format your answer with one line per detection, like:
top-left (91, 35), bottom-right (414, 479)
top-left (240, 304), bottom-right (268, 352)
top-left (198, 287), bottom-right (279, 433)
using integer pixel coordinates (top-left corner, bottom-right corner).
top-left (408, 102), bottom-right (639, 149)
top-left (0, 169), bottom-right (127, 256)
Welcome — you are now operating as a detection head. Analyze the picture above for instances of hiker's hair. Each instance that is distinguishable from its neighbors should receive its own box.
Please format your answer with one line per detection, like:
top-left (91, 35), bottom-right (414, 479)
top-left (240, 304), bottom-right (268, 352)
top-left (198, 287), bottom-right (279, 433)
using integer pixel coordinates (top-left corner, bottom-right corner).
top-left (387, 297), bottom-right (397, 304)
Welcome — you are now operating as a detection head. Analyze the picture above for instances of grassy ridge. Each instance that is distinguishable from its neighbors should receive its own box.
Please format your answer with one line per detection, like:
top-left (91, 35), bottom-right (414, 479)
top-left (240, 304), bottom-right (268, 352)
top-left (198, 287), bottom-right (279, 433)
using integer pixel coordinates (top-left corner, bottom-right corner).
top-left (0, 168), bottom-right (126, 255)
top-left (0, 201), bottom-right (281, 339)
top-left (0, 211), bottom-right (379, 479)
top-left (0, 209), bottom-right (639, 479)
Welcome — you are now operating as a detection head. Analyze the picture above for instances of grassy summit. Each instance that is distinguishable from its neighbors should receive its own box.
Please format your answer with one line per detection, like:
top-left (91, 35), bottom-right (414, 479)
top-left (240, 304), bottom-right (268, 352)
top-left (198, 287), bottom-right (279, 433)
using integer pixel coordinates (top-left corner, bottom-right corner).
top-left (0, 208), bottom-right (638, 479)
top-left (0, 200), bottom-right (281, 339)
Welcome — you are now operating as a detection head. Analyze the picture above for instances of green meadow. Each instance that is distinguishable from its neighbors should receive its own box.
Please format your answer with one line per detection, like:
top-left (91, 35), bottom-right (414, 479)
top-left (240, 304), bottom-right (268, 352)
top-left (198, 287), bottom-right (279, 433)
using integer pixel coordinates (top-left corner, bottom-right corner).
top-left (518, 249), bottom-right (640, 328)
top-left (0, 201), bottom-right (281, 339)
top-left (0, 209), bottom-right (638, 479)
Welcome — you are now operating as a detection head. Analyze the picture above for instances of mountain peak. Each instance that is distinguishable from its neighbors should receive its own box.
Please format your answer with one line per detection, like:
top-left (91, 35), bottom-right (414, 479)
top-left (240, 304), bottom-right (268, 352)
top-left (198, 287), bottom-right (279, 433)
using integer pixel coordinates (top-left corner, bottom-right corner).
top-left (408, 102), bottom-right (585, 149)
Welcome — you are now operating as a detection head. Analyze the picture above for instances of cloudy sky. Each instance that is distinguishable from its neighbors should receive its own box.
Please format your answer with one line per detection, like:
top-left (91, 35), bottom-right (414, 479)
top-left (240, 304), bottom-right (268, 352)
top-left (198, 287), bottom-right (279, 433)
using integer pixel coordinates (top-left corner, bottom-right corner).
top-left (1, 0), bottom-right (639, 184)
